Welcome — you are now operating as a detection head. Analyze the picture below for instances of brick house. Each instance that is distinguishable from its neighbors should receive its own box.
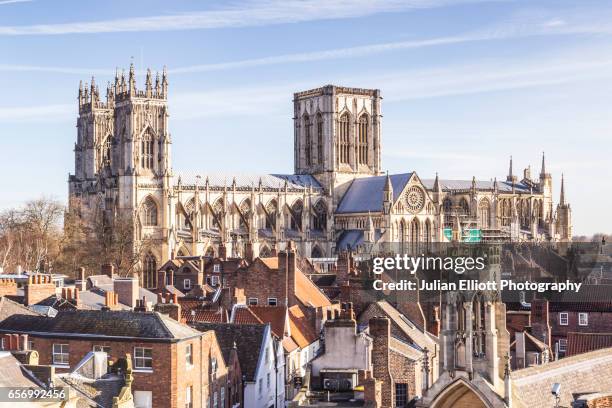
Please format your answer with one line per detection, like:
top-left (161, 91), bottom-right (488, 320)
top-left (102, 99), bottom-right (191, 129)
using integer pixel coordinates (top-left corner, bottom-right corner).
top-left (0, 309), bottom-right (228, 408)
top-left (193, 322), bottom-right (285, 408)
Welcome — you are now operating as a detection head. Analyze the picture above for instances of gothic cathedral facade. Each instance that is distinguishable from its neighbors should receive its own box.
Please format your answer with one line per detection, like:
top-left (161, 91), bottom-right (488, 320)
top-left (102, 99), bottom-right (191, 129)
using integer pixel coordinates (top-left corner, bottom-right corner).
top-left (68, 66), bottom-right (572, 288)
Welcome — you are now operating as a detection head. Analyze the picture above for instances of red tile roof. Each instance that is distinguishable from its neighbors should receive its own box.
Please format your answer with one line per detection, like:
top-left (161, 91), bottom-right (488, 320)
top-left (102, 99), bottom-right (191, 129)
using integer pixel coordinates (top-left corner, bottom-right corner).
top-left (232, 306), bottom-right (263, 325)
top-left (295, 269), bottom-right (331, 308)
top-left (181, 308), bottom-right (227, 324)
top-left (566, 332), bottom-right (612, 356)
top-left (288, 305), bottom-right (318, 348)
top-left (249, 306), bottom-right (287, 338)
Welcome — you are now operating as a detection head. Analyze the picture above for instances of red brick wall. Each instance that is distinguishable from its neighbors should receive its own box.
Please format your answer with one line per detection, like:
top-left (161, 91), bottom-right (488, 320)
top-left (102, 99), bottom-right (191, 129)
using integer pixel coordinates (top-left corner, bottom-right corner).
top-left (23, 333), bottom-right (227, 408)
top-left (550, 310), bottom-right (612, 355)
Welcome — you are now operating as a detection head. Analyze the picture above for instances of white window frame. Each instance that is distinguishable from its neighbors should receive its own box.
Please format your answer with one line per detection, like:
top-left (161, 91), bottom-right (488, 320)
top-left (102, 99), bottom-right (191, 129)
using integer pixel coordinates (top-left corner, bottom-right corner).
top-left (52, 343), bottom-right (69, 366)
top-left (558, 338), bottom-right (567, 353)
top-left (248, 298), bottom-right (258, 306)
top-left (185, 386), bottom-right (193, 408)
top-left (93, 345), bottom-right (111, 354)
top-left (220, 387), bottom-right (225, 408)
top-left (559, 312), bottom-right (569, 326)
top-left (134, 390), bottom-right (153, 408)
top-left (186, 343), bottom-right (193, 367)
top-left (213, 264), bottom-right (221, 273)
top-left (267, 297), bottom-right (277, 306)
top-left (184, 278), bottom-right (192, 290)
top-left (134, 347), bottom-right (153, 370)
top-left (211, 275), bottom-right (220, 287)
top-left (213, 391), bottom-right (218, 408)
top-left (578, 312), bottom-right (588, 326)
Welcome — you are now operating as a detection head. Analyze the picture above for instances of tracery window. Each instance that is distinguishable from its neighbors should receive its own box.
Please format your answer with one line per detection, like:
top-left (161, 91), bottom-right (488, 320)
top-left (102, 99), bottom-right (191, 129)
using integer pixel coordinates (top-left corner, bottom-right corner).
top-left (304, 114), bottom-right (312, 166)
top-left (101, 135), bottom-right (111, 167)
top-left (141, 197), bottom-right (158, 226)
top-left (141, 130), bottom-right (154, 169)
top-left (312, 200), bottom-right (327, 231)
top-left (443, 198), bottom-right (453, 214)
top-left (265, 199), bottom-right (277, 230)
top-left (316, 113), bottom-right (323, 165)
top-left (338, 113), bottom-right (350, 164)
top-left (143, 253), bottom-right (157, 289)
top-left (358, 114), bottom-right (368, 165)
top-left (479, 198), bottom-right (490, 229)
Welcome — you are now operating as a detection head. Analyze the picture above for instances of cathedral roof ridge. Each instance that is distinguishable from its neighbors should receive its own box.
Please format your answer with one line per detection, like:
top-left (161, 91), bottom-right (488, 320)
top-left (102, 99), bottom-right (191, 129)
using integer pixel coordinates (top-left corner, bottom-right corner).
top-left (172, 172), bottom-right (321, 190)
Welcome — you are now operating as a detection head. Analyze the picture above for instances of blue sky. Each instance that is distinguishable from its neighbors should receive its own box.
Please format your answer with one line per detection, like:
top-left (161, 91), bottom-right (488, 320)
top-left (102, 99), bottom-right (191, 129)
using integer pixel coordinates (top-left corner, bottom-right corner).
top-left (0, 0), bottom-right (610, 235)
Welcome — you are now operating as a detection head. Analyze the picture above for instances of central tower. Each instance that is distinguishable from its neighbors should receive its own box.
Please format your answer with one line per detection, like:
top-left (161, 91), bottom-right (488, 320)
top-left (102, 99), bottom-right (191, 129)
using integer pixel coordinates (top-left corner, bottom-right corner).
top-left (293, 85), bottom-right (382, 201)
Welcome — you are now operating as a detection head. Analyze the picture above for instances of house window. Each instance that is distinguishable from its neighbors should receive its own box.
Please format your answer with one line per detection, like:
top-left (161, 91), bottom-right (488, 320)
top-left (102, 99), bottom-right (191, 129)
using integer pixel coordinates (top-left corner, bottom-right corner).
top-left (93, 345), bottom-right (111, 354)
top-left (27, 340), bottom-right (34, 350)
top-left (185, 386), bottom-right (193, 408)
top-left (134, 390), bottom-right (153, 408)
top-left (558, 338), bottom-right (567, 353)
top-left (559, 312), bottom-right (569, 326)
top-left (134, 347), bottom-right (153, 370)
top-left (52, 344), bottom-right (69, 365)
top-left (211, 357), bottom-right (217, 379)
top-left (220, 387), bottom-right (225, 408)
top-left (184, 279), bottom-right (192, 290)
top-left (0, 338), bottom-right (4, 350)
top-left (395, 383), bottom-right (408, 408)
top-left (248, 298), bottom-right (258, 306)
top-left (213, 264), bottom-right (221, 273)
top-left (268, 297), bottom-right (277, 306)
top-left (578, 312), bottom-right (588, 326)
top-left (211, 275), bottom-right (220, 287)
top-left (213, 391), bottom-right (218, 408)
top-left (186, 343), bottom-right (193, 366)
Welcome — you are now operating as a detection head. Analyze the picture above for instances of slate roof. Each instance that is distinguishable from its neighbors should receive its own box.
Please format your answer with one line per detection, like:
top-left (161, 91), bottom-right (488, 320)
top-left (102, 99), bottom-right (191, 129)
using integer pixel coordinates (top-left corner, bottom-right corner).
top-left (421, 178), bottom-right (532, 192)
top-left (566, 332), bottom-right (612, 356)
top-left (336, 229), bottom-right (382, 251)
top-left (548, 284), bottom-right (612, 312)
top-left (336, 172), bottom-right (533, 214)
top-left (336, 173), bottom-right (413, 213)
top-left (0, 310), bottom-right (202, 341)
top-left (0, 351), bottom-right (42, 388)
top-left (511, 347), bottom-right (612, 408)
top-left (0, 296), bottom-right (40, 322)
top-left (173, 173), bottom-right (321, 190)
top-left (191, 322), bottom-right (268, 382)
top-left (361, 300), bottom-right (438, 352)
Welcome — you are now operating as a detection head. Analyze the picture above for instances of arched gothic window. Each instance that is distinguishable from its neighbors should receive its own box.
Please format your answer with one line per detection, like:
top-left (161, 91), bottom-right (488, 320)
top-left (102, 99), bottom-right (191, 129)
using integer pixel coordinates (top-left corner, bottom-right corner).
top-left (141, 130), bottom-right (154, 169)
top-left (290, 200), bottom-right (303, 230)
top-left (312, 200), bottom-right (327, 231)
top-left (338, 113), bottom-right (350, 164)
top-left (304, 114), bottom-right (312, 166)
top-left (358, 114), bottom-right (368, 165)
top-left (141, 197), bottom-right (158, 226)
top-left (101, 135), bottom-right (111, 167)
top-left (479, 198), bottom-right (490, 229)
top-left (424, 219), bottom-right (432, 249)
top-left (410, 218), bottom-right (420, 253)
top-left (238, 199), bottom-right (251, 230)
top-left (143, 253), bottom-right (157, 289)
top-left (501, 199), bottom-right (512, 227)
top-left (316, 113), bottom-right (323, 165)
top-left (265, 199), bottom-right (278, 230)
top-left (443, 198), bottom-right (453, 214)
top-left (459, 198), bottom-right (470, 216)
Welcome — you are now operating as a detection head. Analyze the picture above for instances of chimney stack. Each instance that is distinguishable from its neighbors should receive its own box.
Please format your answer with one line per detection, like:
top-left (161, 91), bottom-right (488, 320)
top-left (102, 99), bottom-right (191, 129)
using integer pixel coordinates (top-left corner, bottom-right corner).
top-left (113, 277), bottom-right (139, 309)
top-left (101, 263), bottom-right (115, 279)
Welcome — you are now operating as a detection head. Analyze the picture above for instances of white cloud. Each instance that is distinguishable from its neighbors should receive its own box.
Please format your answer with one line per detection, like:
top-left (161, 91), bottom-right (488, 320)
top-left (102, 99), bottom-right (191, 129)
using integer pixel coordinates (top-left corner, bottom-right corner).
top-left (0, 0), bottom-right (31, 5)
top-left (0, 104), bottom-right (73, 121)
top-left (0, 0), bottom-right (501, 35)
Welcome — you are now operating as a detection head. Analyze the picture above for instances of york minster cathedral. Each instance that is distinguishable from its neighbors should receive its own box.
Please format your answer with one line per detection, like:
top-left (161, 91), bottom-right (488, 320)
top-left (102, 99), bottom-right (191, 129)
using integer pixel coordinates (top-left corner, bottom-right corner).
top-left (68, 65), bottom-right (572, 288)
